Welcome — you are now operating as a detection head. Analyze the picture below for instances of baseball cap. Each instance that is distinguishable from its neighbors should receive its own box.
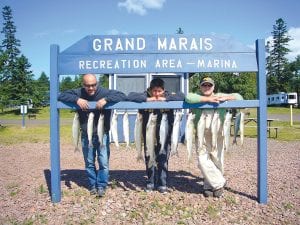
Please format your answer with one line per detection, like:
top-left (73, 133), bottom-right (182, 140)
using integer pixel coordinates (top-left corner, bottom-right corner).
top-left (200, 77), bottom-right (215, 86)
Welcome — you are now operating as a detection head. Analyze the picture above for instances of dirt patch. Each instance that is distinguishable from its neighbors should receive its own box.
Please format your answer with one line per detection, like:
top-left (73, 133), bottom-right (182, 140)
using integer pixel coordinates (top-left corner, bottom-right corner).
top-left (0, 139), bottom-right (299, 224)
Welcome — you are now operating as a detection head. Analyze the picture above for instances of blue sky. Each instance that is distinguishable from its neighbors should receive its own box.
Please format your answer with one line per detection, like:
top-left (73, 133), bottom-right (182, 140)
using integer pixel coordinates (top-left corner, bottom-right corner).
top-left (0, 0), bottom-right (299, 78)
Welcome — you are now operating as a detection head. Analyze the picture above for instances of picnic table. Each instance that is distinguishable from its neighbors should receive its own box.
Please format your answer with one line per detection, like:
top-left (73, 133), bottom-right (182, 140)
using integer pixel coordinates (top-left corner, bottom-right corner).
top-left (27, 113), bottom-right (37, 119)
top-left (243, 117), bottom-right (279, 138)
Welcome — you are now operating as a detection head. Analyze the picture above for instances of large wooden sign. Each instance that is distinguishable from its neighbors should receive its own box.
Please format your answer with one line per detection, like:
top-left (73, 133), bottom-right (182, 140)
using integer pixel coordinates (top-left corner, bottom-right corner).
top-left (58, 34), bottom-right (257, 74)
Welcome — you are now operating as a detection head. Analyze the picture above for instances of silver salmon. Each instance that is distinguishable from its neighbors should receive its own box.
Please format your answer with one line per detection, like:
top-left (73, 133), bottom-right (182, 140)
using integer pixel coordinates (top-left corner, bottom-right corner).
top-left (233, 111), bottom-right (241, 145)
top-left (72, 112), bottom-right (81, 152)
top-left (240, 111), bottom-right (245, 146)
top-left (146, 113), bottom-right (157, 168)
top-left (197, 112), bottom-right (206, 152)
top-left (185, 112), bottom-right (195, 162)
top-left (233, 111), bottom-right (245, 146)
top-left (111, 111), bottom-right (119, 149)
top-left (87, 112), bottom-right (94, 148)
top-left (134, 112), bottom-right (143, 161)
top-left (211, 111), bottom-right (221, 151)
top-left (97, 113), bottom-right (104, 147)
top-left (170, 111), bottom-right (182, 156)
top-left (159, 113), bottom-right (168, 154)
top-left (123, 111), bottom-right (130, 150)
top-left (223, 111), bottom-right (232, 151)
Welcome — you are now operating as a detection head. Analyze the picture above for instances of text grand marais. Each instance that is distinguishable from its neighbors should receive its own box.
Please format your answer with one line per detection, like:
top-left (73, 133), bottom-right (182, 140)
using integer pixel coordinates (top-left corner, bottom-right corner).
top-left (92, 37), bottom-right (213, 52)
top-left (77, 36), bottom-right (238, 70)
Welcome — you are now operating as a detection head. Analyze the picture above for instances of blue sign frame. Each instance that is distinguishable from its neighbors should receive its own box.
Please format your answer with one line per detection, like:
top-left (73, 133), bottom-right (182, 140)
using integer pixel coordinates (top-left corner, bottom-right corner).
top-left (50, 34), bottom-right (267, 203)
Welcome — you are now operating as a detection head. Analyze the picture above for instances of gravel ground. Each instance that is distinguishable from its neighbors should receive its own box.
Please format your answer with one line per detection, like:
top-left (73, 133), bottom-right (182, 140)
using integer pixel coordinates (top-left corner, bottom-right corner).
top-left (0, 138), bottom-right (299, 225)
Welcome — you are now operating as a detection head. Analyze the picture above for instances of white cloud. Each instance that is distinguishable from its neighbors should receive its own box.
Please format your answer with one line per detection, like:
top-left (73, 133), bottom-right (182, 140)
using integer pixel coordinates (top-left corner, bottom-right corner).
top-left (287, 27), bottom-right (300, 61)
top-left (118, 0), bottom-right (166, 16)
top-left (265, 27), bottom-right (300, 61)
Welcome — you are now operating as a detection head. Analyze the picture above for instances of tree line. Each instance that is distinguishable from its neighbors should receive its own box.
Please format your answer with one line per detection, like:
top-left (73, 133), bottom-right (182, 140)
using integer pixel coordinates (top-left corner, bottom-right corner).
top-left (0, 6), bottom-right (299, 111)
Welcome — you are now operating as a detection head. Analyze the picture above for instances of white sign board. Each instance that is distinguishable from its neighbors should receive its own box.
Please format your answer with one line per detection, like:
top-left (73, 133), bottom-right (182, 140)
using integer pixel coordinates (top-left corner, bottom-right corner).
top-left (20, 105), bottom-right (28, 114)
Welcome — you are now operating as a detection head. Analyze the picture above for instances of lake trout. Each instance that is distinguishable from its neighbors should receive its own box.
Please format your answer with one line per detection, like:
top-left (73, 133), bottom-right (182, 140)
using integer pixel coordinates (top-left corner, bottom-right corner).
top-left (197, 112), bottom-right (206, 153)
top-left (97, 113), bottom-right (104, 147)
top-left (185, 112), bottom-right (195, 162)
top-left (233, 111), bottom-right (241, 145)
top-left (134, 112), bottom-right (143, 161)
top-left (72, 112), bottom-right (81, 152)
top-left (240, 111), bottom-right (245, 146)
top-left (159, 113), bottom-right (168, 154)
top-left (146, 113), bottom-right (157, 168)
top-left (223, 111), bottom-right (232, 151)
top-left (170, 111), bottom-right (182, 156)
top-left (111, 111), bottom-right (119, 149)
top-left (123, 111), bottom-right (130, 150)
top-left (211, 111), bottom-right (220, 151)
top-left (87, 112), bottom-right (94, 148)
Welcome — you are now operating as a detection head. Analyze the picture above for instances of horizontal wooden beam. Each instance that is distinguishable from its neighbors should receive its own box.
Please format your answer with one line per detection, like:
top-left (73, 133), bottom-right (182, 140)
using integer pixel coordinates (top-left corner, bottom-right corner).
top-left (56, 100), bottom-right (259, 110)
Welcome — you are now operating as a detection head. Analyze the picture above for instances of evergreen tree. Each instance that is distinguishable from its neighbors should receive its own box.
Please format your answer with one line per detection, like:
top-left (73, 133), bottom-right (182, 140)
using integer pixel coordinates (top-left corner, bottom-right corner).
top-left (0, 6), bottom-right (34, 107)
top-left (266, 18), bottom-right (291, 94)
top-left (99, 74), bottom-right (109, 88)
top-left (11, 55), bottom-right (34, 104)
top-left (34, 72), bottom-right (50, 106)
top-left (60, 76), bottom-right (75, 91)
top-left (0, 6), bottom-right (20, 82)
top-left (0, 50), bottom-right (8, 111)
top-left (74, 75), bottom-right (83, 88)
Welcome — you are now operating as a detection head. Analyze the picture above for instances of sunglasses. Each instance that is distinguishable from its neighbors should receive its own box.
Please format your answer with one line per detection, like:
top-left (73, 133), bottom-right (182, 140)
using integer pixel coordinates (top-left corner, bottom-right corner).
top-left (84, 83), bottom-right (97, 88)
top-left (201, 83), bottom-right (213, 87)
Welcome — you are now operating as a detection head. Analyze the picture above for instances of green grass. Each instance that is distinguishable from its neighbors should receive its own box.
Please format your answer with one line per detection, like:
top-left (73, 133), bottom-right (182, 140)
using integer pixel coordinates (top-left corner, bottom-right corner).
top-left (242, 120), bottom-right (300, 140)
top-left (0, 124), bottom-right (73, 145)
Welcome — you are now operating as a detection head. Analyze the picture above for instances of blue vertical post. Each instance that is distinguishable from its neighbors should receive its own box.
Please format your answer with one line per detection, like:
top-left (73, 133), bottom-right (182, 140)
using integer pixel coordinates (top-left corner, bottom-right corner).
top-left (50, 45), bottom-right (61, 203)
top-left (256, 39), bottom-right (267, 204)
top-left (180, 73), bottom-right (189, 142)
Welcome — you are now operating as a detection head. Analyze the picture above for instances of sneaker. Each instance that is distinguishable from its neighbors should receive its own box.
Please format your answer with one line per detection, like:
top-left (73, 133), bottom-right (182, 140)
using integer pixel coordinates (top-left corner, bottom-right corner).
top-left (144, 183), bottom-right (154, 192)
top-left (203, 189), bottom-right (214, 197)
top-left (213, 188), bottom-right (224, 198)
top-left (89, 188), bottom-right (97, 195)
top-left (97, 187), bottom-right (106, 197)
top-left (157, 186), bottom-right (168, 194)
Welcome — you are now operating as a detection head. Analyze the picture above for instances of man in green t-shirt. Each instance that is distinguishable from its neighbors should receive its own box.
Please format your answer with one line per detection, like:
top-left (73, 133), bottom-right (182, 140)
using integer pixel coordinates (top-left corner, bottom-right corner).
top-left (185, 77), bottom-right (243, 198)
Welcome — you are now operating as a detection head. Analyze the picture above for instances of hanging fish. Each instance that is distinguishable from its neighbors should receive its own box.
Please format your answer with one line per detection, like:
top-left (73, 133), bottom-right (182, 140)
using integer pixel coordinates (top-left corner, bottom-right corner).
top-left (134, 112), bottom-right (143, 161)
top-left (87, 112), bottom-right (94, 148)
top-left (197, 112), bottom-right (206, 152)
top-left (146, 113), bottom-right (157, 168)
top-left (72, 112), bottom-right (81, 152)
top-left (123, 111), bottom-right (130, 150)
top-left (111, 111), bottom-right (119, 149)
top-left (233, 111), bottom-right (241, 145)
top-left (159, 113), bottom-right (168, 154)
top-left (185, 112), bottom-right (195, 162)
top-left (240, 111), bottom-right (245, 146)
top-left (170, 111), bottom-right (182, 156)
top-left (223, 111), bottom-right (232, 151)
top-left (211, 111), bottom-right (220, 151)
top-left (97, 113), bottom-right (105, 147)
